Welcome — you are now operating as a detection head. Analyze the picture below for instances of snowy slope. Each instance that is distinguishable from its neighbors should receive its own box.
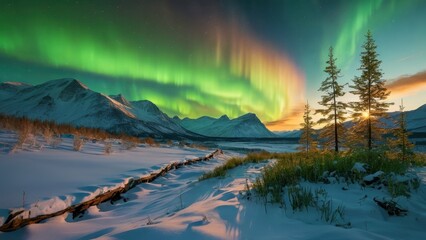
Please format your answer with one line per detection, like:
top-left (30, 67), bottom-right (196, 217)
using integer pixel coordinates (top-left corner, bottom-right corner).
top-left (176, 116), bottom-right (218, 133)
top-left (0, 82), bottom-right (31, 101)
top-left (110, 94), bottom-right (193, 135)
top-left (176, 113), bottom-right (276, 138)
top-left (382, 104), bottom-right (426, 132)
top-left (0, 79), bottom-right (197, 138)
top-left (0, 78), bottom-right (136, 128)
top-left (130, 100), bottom-right (188, 134)
top-left (403, 104), bottom-right (426, 132)
top-left (0, 132), bottom-right (215, 211)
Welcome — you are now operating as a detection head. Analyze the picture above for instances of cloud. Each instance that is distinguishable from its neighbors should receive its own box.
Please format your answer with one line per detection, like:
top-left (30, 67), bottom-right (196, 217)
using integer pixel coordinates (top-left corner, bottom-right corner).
top-left (387, 71), bottom-right (426, 95)
top-left (265, 105), bottom-right (304, 131)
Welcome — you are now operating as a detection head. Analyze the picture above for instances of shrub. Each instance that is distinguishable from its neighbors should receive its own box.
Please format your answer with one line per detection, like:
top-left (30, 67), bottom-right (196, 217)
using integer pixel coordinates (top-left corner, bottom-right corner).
top-left (166, 139), bottom-right (173, 146)
top-left (318, 200), bottom-right (345, 224)
top-left (387, 177), bottom-right (410, 198)
top-left (251, 149), bottom-right (424, 205)
top-left (288, 186), bottom-right (315, 212)
top-left (412, 153), bottom-right (426, 166)
top-left (51, 134), bottom-right (62, 148)
top-left (199, 157), bottom-right (244, 180)
top-left (42, 126), bottom-right (53, 145)
top-left (11, 120), bottom-right (33, 152)
top-left (73, 134), bottom-right (84, 151)
top-left (1, 114), bottom-right (150, 153)
top-left (199, 151), bottom-right (274, 181)
top-left (122, 140), bottom-right (138, 150)
top-left (189, 143), bottom-right (208, 150)
top-left (104, 140), bottom-right (113, 155)
top-left (144, 137), bottom-right (157, 146)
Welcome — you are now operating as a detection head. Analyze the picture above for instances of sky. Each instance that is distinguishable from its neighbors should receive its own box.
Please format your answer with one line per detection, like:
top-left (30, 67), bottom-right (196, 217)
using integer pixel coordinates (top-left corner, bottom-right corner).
top-left (0, 0), bottom-right (425, 131)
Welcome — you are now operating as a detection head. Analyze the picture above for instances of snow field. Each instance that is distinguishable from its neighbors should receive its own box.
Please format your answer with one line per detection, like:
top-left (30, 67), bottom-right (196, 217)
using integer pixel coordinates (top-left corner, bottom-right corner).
top-left (1, 131), bottom-right (426, 239)
top-left (0, 132), bottom-right (224, 226)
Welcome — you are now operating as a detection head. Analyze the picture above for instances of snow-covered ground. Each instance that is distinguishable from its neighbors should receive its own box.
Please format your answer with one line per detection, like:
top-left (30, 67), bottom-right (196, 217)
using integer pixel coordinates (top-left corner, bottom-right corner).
top-left (1, 131), bottom-right (426, 239)
top-left (0, 132), bottom-right (227, 224)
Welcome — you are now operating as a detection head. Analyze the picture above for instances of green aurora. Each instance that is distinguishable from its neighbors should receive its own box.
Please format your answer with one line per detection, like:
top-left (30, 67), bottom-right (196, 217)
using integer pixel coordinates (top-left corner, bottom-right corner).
top-left (0, 0), bottom-right (425, 130)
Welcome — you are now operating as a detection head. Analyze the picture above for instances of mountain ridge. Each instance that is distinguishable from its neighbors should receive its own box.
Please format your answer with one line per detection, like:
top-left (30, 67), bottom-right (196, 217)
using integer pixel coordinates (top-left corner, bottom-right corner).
top-left (0, 78), bottom-right (197, 138)
top-left (174, 112), bottom-right (276, 138)
top-left (0, 78), bottom-right (275, 139)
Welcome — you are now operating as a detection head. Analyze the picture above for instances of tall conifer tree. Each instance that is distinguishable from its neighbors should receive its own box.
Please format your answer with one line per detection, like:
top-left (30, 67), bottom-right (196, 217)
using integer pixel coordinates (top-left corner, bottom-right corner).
top-left (350, 30), bottom-right (392, 150)
top-left (316, 47), bottom-right (347, 152)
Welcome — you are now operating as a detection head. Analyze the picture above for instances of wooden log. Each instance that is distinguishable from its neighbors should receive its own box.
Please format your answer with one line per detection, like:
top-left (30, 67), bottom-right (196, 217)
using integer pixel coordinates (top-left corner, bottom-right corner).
top-left (373, 197), bottom-right (408, 216)
top-left (0, 208), bottom-right (70, 232)
top-left (3, 210), bottom-right (24, 226)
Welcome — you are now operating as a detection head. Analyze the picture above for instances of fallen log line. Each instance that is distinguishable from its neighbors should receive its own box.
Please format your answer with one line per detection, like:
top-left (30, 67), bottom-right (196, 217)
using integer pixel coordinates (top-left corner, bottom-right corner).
top-left (0, 149), bottom-right (223, 232)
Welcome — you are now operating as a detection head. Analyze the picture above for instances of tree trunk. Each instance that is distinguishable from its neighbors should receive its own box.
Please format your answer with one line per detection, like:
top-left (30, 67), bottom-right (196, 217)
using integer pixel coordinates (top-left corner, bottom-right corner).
top-left (368, 74), bottom-right (372, 150)
top-left (332, 81), bottom-right (338, 153)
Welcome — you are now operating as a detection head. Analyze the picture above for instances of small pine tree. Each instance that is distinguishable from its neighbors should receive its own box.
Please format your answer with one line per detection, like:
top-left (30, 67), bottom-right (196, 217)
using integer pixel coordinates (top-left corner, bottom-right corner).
top-left (316, 46), bottom-right (347, 152)
top-left (298, 102), bottom-right (317, 155)
top-left (389, 100), bottom-right (414, 161)
top-left (350, 30), bottom-right (392, 150)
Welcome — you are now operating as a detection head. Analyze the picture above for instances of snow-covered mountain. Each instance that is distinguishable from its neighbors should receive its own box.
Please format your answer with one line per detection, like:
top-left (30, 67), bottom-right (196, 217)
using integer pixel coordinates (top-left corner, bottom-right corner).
top-left (0, 82), bottom-right (31, 100)
top-left (0, 78), bottom-right (197, 138)
top-left (391, 104), bottom-right (426, 133)
top-left (109, 94), bottom-right (190, 135)
top-left (174, 113), bottom-right (276, 138)
top-left (274, 129), bottom-right (302, 138)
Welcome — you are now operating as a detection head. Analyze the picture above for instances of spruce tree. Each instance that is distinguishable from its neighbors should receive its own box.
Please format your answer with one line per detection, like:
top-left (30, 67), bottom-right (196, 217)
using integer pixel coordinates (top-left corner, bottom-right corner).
top-left (298, 102), bottom-right (317, 156)
top-left (350, 30), bottom-right (392, 150)
top-left (389, 100), bottom-right (413, 161)
top-left (316, 46), bottom-right (347, 152)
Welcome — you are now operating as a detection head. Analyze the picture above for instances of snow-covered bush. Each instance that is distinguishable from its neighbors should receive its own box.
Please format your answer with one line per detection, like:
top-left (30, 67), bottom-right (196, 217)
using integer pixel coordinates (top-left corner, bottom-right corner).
top-left (121, 140), bottom-right (137, 150)
top-left (104, 140), bottom-right (113, 155)
top-left (73, 134), bottom-right (84, 151)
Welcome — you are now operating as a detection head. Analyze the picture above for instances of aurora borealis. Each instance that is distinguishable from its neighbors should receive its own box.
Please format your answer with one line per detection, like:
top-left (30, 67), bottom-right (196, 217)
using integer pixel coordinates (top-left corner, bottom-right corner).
top-left (1, 0), bottom-right (426, 130)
